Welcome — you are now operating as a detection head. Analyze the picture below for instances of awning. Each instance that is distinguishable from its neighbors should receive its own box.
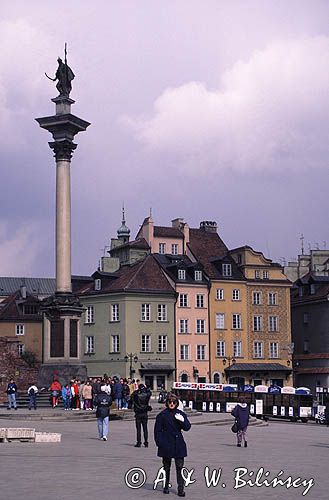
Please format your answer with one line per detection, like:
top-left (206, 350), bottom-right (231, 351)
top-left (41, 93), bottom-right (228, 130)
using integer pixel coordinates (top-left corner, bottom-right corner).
top-left (139, 363), bottom-right (175, 374)
top-left (224, 363), bottom-right (292, 373)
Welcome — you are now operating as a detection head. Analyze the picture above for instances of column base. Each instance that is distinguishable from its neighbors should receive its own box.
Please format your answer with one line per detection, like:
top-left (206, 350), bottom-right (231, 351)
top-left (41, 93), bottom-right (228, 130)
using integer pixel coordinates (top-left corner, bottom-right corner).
top-left (38, 363), bottom-right (88, 387)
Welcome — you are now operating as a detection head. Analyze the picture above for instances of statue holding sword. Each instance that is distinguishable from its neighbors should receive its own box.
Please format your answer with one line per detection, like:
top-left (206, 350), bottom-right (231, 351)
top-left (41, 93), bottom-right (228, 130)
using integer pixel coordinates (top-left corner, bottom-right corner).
top-left (45, 43), bottom-right (75, 97)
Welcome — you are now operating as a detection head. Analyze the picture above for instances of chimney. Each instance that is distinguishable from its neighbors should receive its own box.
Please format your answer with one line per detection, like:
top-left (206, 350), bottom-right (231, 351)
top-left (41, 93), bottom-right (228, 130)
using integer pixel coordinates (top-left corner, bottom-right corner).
top-left (20, 285), bottom-right (27, 299)
top-left (171, 218), bottom-right (184, 228)
top-left (199, 221), bottom-right (218, 233)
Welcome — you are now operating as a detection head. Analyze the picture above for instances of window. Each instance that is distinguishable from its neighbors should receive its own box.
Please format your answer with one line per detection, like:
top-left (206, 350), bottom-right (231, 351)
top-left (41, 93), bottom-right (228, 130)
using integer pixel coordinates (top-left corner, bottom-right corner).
top-left (222, 263), bottom-right (232, 276)
top-left (310, 284), bottom-right (316, 295)
top-left (85, 306), bottom-right (95, 324)
top-left (196, 294), bottom-right (204, 308)
top-left (179, 319), bottom-right (189, 334)
top-left (111, 304), bottom-right (119, 322)
top-left (303, 339), bottom-right (309, 354)
top-left (141, 303), bottom-right (151, 321)
top-left (23, 305), bottom-right (39, 315)
top-left (157, 304), bottom-right (167, 321)
top-left (196, 319), bottom-right (206, 334)
top-left (194, 270), bottom-right (202, 281)
top-left (159, 243), bottom-right (166, 254)
top-left (233, 341), bottom-right (242, 357)
top-left (111, 335), bottom-right (120, 353)
top-left (158, 335), bottom-right (168, 352)
top-left (303, 313), bottom-right (309, 324)
top-left (197, 345), bottom-right (206, 360)
top-left (232, 313), bottom-right (242, 329)
top-left (255, 270), bottom-right (261, 279)
top-left (232, 289), bottom-right (240, 301)
top-left (94, 279), bottom-right (101, 291)
top-left (215, 313), bottom-right (225, 329)
top-left (85, 336), bottom-right (95, 354)
top-left (18, 344), bottom-right (25, 356)
top-left (252, 292), bottom-right (261, 305)
top-left (269, 342), bottom-right (279, 358)
top-left (298, 287), bottom-right (303, 297)
top-left (268, 292), bottom-right (277, 305)
top-left (178, 269), bottom-right (186, 280)
top-left (253, 316), bottom-right (262, 331)
top-left (15, 324), bottom-right (25, 336)
top-left (141, 335), bottom-right (151, 352)
top-left (180, 344), bottom-right (189, 360)
top-left (179, 294), bottom-right (188, 307)
top-left (216, 288), bottom-right (224, 300)
top-left (171, 244), bottom-right (178, 255)
top-left (253, 342), bottom-right (263, 358)
top-left (263, 271), bottom-right (269, 279)
top-left (216, 340), bottom-right (225, 357)
top-left (269, 316), bottom-right (278, 332)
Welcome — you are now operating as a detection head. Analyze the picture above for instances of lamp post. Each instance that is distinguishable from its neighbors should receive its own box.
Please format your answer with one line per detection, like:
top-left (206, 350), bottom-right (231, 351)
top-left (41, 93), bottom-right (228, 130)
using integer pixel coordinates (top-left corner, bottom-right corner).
top-left (124, 353), bottom-right (138, 379)
top-left (222, 356), bottom-right (236, 382)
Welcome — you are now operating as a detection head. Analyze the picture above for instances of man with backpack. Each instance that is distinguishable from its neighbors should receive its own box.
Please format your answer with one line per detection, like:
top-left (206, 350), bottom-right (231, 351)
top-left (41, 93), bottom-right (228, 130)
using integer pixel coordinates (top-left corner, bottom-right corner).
top-left (132, 383), bottom-right (152, 447)
top-left (94, 386), bottom-right (112, 441)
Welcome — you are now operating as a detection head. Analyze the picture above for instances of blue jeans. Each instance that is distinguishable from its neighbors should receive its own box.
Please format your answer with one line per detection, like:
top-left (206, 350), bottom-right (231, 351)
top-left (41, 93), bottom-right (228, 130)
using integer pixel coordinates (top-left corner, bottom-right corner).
top-left (28, 394), bottom-right (37, 409)
top-left (64, 398), bottom-right (71, 410)
top-left (115, 398), bottom-right (122, 409)
top-left (8, 393), bottom-right (17, 409)
top-left (97, 417), bottom-right (109, 438)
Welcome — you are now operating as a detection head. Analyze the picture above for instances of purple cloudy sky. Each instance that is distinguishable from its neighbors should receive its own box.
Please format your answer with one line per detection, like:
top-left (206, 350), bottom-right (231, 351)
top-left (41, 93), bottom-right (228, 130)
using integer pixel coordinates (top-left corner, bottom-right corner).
top-left (1, 0), bottom-right (329, 277)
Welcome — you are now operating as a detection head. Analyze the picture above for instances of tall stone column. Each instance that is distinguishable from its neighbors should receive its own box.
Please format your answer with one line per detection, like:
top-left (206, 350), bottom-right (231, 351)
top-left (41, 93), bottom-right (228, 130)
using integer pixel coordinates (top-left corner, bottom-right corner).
top-left (36, 90), bottom-right (90, 386)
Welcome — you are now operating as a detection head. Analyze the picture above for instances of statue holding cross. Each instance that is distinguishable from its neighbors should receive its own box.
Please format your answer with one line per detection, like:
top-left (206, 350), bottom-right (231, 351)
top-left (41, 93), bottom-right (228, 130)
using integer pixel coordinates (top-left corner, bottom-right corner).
top-left (46, 43), bottom-right (75, 97)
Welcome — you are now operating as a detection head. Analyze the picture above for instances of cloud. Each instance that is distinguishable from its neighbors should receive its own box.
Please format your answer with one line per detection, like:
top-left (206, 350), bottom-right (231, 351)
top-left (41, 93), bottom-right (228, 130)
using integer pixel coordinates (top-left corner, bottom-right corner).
top-left (0, 220), bottom-right (44, 276)
top-left (122, 36), bottom-right (329, 173)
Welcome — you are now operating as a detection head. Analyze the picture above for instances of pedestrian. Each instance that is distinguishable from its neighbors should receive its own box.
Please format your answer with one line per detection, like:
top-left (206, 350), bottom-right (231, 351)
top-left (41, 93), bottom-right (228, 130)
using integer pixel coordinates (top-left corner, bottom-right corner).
top-left (61, 383), bottom-right (72, 410)
top-left (325, 402), bottom-right (329, 427)
top-left (49, 379), bottom-right (62, 408)
top-left (6, 378), bottom-right (18, 410)
top-left (154, 393), bottom-right (191, 497)
top-left (82, 380), bottom-right (93, 410)
top-left (94, 386), bottom-right (112, 441)
top-left (231, 397), bottom-right (250, 447)
top-left (122, 378), bottom-right (130, 409)
top-left (132, 383), bottom-right (152, 447)
top-left (113, 377), bottom-right (124, 409)
top-left (71, 379), bottom-right (80, 410)
top-left (27, 383), bottom-right (38, 410)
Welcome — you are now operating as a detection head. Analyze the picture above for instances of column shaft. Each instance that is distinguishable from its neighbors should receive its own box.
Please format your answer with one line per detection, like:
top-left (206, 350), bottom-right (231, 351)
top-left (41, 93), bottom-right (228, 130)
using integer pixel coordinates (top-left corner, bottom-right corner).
top-left (56, 160), bottom-right (72, 293)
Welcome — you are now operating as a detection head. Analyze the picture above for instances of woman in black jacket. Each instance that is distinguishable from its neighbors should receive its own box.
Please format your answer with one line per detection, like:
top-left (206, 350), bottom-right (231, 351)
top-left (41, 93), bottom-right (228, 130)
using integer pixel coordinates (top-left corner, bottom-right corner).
top-left (154, 393), bottom-right (191, 497)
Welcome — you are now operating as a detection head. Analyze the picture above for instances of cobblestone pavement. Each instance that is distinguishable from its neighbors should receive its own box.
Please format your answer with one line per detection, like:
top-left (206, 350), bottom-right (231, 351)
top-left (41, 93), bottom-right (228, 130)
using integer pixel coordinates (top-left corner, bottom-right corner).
top-left (0, 416), bottom-right (327, 500)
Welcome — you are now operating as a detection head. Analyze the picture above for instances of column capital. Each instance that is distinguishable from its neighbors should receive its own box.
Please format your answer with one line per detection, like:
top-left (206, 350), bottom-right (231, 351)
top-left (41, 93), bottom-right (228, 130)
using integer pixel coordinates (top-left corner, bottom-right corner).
top-left (49, 140), bottom-right (77, 162)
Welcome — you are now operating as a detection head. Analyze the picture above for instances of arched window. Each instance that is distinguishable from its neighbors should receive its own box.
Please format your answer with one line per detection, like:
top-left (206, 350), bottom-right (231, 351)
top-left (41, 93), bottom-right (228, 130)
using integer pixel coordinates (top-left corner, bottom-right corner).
top-left (213, 372), bottom-right (221, 384)
top-left (181, 373), bottom-right (188, 382)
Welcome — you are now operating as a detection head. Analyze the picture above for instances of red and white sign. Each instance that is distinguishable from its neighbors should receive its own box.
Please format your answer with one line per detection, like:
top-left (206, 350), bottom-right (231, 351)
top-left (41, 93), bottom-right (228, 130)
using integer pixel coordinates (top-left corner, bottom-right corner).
top-left (173, 382), bottom-right (198, 390)
top-left (281, 386), bottom-right (295, 394)
top-left (255, 385), bottom-right (268, 393)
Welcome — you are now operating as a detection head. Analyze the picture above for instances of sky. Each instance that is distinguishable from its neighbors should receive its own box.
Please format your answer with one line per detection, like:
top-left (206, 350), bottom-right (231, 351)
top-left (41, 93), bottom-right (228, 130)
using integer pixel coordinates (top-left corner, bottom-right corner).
top-left (1, 0), bottom-right (329, 278)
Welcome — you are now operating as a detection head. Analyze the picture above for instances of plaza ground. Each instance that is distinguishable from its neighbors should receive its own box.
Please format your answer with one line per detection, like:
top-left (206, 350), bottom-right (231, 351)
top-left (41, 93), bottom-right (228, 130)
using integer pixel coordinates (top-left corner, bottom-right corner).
top-left (0, 413), bottom-right (328, 500)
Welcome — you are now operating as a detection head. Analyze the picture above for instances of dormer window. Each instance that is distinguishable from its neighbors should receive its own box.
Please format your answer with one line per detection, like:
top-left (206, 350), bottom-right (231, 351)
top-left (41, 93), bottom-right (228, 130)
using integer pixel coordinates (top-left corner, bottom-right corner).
top-left (94, 279), bottom-right (101, 291)
top-left (222, 263), bottom-right (232, 277)
top-left (194, 270), bottom-right (202, 281)
top-left (178, 269), bottom-right (186, 280)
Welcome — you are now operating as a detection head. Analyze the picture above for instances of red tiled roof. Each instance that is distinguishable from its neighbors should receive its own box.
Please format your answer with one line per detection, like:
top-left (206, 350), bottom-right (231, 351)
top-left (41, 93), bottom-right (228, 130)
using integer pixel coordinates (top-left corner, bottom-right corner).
top-left (79, 255), bottom-right (175, 295)
top-left (0, 291), bottom-right (42, 321)
top-left (188, 228), bottom-right (228, 278)
top-left (154, 226), bottom-right (183, 238)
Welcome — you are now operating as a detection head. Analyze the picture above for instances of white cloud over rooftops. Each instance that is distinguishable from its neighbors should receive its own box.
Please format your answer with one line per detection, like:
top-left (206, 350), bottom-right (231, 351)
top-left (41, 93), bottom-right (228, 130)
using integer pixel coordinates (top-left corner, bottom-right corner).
top-left (122, 36), bottom-right (329, 173)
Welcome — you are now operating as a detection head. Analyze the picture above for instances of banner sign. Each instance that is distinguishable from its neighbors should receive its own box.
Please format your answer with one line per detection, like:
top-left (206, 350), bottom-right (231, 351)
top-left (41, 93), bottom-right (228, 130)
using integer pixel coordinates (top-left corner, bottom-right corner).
top-left (173, 382), bottom-right (198, 390)
top-left (198, 383), bottom-right (223, 391)
top-left (281, 386), bottom-right (295, 394)
top-left (268, 385), bottom-right (281, 394)
top-left (255, 385), bottom-right (268, 393)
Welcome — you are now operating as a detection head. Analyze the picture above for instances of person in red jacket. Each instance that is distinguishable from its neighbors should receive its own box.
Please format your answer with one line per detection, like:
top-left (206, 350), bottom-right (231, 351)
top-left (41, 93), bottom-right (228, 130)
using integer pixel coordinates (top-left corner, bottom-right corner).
top-left (71, 380), bottom-right (80, 410)
top-left (49, 379), bottom-right (62, 408)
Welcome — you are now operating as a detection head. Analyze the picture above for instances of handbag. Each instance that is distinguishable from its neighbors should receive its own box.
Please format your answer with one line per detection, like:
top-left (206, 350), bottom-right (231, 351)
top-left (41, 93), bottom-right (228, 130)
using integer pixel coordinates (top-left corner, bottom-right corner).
top-left (231, 420), bottom-right (238, 433)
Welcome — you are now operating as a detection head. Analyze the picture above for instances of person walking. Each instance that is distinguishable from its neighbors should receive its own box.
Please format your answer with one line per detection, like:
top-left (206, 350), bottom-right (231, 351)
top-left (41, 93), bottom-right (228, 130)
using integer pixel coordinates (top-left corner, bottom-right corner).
top-left (154, 393), bottom-right (191, 497)
top-left (231, 398), bottom-right (250, 447)
top-left (27, 383), bottom-right (38, 410)
top-left (49, 379), bottom-right (62, 408)
top-left (94, 386), bottom-right (112, 441)
top-left (6, 378), bottom-right (18, 410)
top-left (132, 383), bottom-right (152, 447)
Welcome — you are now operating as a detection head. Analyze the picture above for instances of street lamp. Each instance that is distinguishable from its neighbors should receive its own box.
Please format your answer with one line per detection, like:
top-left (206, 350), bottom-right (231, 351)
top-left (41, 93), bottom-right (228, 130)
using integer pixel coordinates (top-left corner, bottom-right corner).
top-left (124, 353), bottom-right (138, 379)
top-left (222, 356), bottom-right (236, 383)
